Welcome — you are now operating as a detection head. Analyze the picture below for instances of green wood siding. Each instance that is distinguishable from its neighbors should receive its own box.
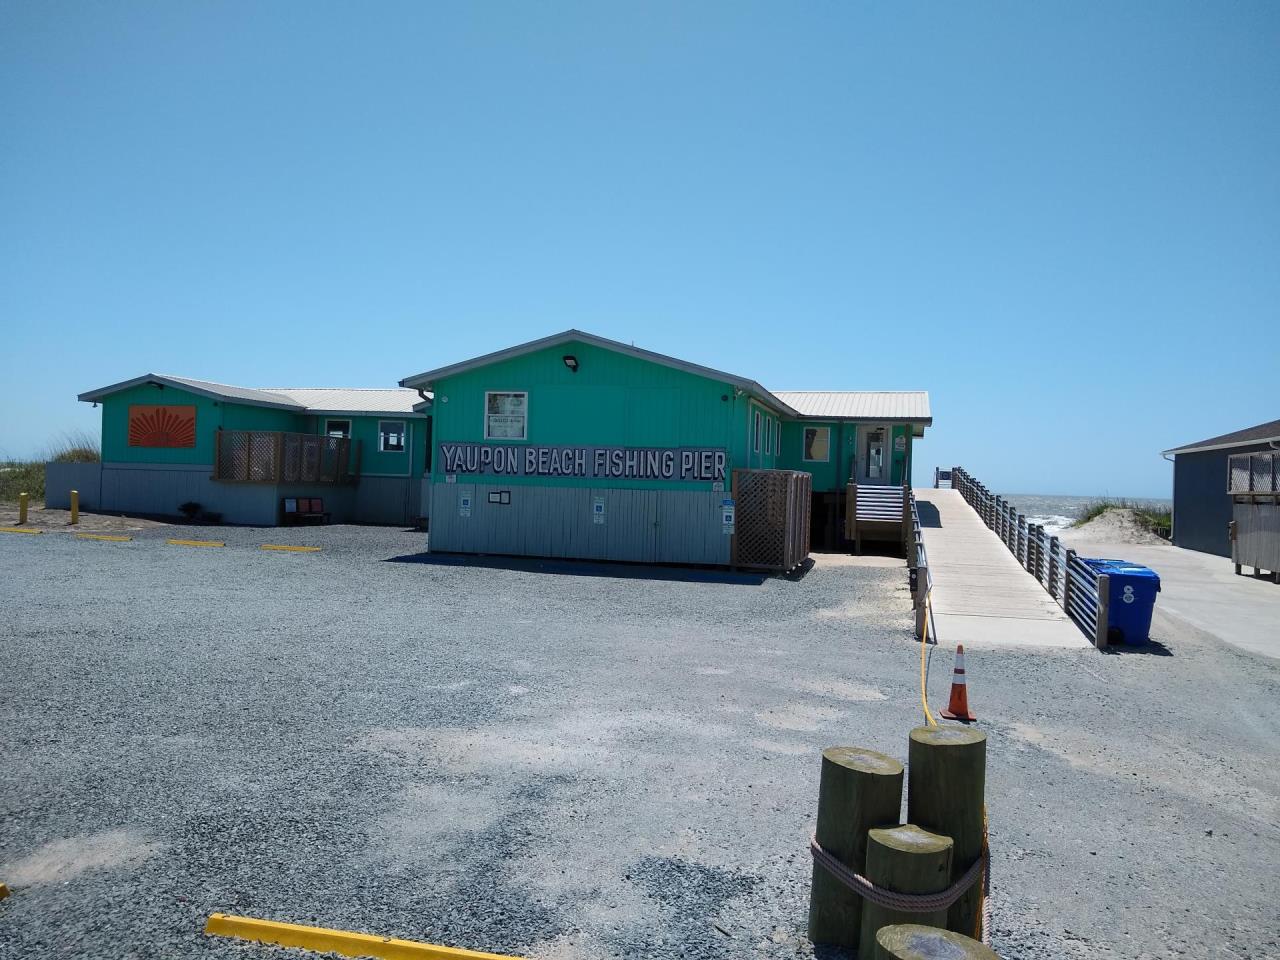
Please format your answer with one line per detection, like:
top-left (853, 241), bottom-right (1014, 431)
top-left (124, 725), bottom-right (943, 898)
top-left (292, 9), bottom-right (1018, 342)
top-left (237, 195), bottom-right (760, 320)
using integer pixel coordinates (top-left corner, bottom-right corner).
top-left (305, 415), bottom-right (426, 478)
top-left (100, 383), bottom-right (302, 464)
top-left (431, 339), bottom-right (786, 490)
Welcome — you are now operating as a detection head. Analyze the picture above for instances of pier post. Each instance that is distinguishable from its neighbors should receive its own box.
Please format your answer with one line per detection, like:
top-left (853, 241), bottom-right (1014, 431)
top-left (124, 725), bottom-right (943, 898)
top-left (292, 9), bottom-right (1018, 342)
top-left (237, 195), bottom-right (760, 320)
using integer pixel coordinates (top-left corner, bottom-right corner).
top-left (1048, 535), bottom-right (1060, 598)
top-left (1095, 573), bottom-right (1111, 649)
top-left (907, 726), bottom-right (987, 937)
top-left (809, 747), bottom-right (905, 948)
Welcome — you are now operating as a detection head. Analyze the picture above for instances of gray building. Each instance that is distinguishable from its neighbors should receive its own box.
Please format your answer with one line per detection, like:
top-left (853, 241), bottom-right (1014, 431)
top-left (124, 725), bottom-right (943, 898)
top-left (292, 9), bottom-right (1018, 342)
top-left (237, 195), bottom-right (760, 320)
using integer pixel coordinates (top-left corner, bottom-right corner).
top-left (1163, 418), bottom-right (1280, 557)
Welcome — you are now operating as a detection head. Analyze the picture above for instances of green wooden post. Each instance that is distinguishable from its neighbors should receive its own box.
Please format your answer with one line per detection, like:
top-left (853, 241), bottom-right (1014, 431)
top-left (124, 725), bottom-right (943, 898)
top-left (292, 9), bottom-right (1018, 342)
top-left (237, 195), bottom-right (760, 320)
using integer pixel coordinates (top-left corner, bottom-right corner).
top-left (809, 747), bottom-right (904, 948)
top-left (907, 726), bottom-right (987, 937)
top-left (875, 923), bottom-right (1000, 960)
top-left (858, 825), bottom-right (953, 959)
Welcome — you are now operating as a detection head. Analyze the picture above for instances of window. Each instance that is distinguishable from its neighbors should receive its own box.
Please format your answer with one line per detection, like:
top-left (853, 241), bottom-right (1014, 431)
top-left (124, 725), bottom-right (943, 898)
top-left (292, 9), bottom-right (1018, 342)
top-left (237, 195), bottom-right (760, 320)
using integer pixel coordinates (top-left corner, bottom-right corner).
top-left (803, 426), bottom-right (831, 462)
top-left (325, 419), bottom-right (351, 438)
top-left (485, 391), bottom-right (527, 440)
top-left (379, 420), bottom-right (406, 453)
top-left (764, 416), bottom-right (772, 455)
top-left (753, 410), bottom-right (762, 453)
top-left (775, 419), bottom-right (781, 456)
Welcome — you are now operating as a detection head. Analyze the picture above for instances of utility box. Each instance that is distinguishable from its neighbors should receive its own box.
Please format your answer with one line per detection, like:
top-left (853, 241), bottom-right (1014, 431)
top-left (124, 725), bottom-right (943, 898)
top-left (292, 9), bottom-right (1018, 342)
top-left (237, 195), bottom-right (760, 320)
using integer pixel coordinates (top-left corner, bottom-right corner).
top-left (1082, 559), bottom-right (1161, 644)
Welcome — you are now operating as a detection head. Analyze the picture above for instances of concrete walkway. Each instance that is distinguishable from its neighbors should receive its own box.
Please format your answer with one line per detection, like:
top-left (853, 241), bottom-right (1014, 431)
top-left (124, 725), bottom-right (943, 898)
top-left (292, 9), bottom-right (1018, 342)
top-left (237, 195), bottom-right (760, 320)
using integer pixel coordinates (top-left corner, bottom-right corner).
top-left (915, 488), bottom-right (1090, 649)
top-left (1059, 535), bottom-right (1280, 660)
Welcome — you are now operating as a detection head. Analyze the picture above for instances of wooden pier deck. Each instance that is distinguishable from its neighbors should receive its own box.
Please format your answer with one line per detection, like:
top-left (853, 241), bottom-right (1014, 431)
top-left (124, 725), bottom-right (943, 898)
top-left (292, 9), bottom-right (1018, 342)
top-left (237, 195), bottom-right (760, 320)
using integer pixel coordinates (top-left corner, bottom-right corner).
top-left (915, 488), bottom-right (1090, 649)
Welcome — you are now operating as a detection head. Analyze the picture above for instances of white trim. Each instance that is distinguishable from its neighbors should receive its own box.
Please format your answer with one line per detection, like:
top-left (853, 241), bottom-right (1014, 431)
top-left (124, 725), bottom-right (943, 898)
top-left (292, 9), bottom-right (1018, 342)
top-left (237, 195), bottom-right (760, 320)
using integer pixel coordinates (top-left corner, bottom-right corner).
top-left (484, 391), bottom-right (528, 441)
top-left (378, 419), bottom-right (408, 453)
top-left (802, 425), bottom-right (831, 463)
top-left (764, 414), bottom-right (772, 455)
top-left (753, 410), bottom-right (762, 454)
top-left (774, 419), bottom-right (781, 457)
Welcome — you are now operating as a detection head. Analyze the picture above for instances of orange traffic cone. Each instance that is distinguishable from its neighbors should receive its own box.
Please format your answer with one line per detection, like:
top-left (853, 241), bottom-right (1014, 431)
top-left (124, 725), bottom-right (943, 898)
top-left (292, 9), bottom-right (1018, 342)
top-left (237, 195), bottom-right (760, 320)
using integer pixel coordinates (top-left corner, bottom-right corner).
top-left (940, 644), bottom-right (977, 722)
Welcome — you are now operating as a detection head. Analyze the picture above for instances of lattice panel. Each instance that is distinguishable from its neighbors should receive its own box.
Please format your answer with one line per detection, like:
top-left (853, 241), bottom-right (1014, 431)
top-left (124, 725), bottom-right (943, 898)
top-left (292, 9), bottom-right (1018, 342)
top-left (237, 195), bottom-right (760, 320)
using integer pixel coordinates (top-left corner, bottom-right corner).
top-left (732, 469), bottom-right (811, 571)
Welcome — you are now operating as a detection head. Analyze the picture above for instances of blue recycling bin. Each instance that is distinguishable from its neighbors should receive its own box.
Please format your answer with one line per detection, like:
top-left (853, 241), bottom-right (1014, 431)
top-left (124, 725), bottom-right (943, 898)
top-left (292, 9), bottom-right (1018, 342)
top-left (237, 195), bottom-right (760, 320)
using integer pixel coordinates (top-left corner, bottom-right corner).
top-left (1082, 558), bottom-right (1161, 644)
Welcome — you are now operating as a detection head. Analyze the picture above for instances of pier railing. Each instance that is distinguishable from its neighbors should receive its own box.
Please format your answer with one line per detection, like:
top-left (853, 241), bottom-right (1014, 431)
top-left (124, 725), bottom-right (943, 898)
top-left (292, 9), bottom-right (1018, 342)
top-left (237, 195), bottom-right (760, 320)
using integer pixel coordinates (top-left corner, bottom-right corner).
top-left (906, 491), bottom-right (932, 639)
top-left (949, 466), bottom-right (1111, 648)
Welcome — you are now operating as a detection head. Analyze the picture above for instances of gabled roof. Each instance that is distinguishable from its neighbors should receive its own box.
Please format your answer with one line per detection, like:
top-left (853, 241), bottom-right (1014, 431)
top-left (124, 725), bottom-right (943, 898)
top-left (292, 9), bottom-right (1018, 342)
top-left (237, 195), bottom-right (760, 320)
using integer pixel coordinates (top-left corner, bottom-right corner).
top-left (399, 329), bottom-right (800, 416)
top-left (78, 374), bottom-right (304, 410)
top-left (1163, 418), bottom-right (1280, 456)
top-left (773, 391), bottom-right (932, 424)
top-left (78, 374), bottom-right (426, 417)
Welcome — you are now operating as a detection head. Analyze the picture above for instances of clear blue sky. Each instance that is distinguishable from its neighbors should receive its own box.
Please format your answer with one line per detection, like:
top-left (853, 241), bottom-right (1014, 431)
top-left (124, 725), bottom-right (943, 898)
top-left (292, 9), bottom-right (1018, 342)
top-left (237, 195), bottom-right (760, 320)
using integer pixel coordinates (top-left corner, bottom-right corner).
top-left (2, 2), bottom-right (1276, 497)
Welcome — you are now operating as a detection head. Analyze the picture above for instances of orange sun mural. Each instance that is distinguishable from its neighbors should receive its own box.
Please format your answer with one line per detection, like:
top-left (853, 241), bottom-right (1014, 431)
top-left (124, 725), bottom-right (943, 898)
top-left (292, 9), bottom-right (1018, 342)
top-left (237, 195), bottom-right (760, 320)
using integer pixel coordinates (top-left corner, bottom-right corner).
top-left (128, 405), bottom-right (197, 447)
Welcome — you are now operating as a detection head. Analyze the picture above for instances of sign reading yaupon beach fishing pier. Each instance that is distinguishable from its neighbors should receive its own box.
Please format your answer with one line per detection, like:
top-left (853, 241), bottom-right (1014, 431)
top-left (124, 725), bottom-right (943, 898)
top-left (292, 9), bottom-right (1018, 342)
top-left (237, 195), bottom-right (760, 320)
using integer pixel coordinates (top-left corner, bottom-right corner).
top-left (438, 443), bottom-right (727, 482)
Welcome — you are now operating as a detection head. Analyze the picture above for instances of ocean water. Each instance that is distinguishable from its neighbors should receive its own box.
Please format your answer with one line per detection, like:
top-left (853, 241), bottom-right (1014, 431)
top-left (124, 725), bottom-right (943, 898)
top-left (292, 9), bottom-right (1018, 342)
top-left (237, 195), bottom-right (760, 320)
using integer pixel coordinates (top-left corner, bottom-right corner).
top-left (999, 494), bottom-right (1173, 536)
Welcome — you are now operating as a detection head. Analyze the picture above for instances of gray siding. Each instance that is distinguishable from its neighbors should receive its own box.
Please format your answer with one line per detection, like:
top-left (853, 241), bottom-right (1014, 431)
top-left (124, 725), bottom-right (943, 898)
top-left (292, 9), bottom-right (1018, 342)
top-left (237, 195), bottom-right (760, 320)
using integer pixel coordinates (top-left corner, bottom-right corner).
top-left (1232, 501), bottom-right (1280, 571)
top-left (429, 483), bottom-right (731, 565)
top-left (44, 462), bottom-right (420, 526)
top-left (1173, 442), bottom-right (1273, 557)
top-left (353, 476), bottom-right (419, 526)
top-left (44, 463), bottom-right (105, 509)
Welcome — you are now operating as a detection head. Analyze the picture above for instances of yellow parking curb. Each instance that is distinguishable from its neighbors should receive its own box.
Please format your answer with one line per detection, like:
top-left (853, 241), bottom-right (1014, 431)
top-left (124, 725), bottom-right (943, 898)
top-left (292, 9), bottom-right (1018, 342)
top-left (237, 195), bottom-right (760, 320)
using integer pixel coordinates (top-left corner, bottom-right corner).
top-left (76, 533), bottom-right (134, 542)
top-left (204, 913), bottom-right (519, 960)
top-left (261, 544), bottom-right (322, 552)
top-left (167, 538), bottom-right (225, 548)
top-left (0, 527), bottom-right (42, 535)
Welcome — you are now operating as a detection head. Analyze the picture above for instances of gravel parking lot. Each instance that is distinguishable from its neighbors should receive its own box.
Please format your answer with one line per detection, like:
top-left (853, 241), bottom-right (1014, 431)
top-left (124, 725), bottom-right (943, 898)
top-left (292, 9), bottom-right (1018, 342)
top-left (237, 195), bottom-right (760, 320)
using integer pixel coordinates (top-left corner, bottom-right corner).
top-left (1, 525), bottom-right (1278, 960)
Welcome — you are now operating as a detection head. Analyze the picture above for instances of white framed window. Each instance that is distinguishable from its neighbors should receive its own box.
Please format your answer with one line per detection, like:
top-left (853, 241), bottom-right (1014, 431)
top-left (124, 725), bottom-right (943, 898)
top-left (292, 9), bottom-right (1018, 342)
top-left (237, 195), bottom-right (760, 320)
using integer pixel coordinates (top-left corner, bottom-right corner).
top-left (803, 426), bottom-right (831, 462)
top-left (325, 419), bottom-right (351, 438)
top-left (485, 391), bottom-right (527, 440)
top-left (764, 416), bottom-right (772, 455)
top-left (774, 419), bottom-right (781, 456)
top-left (753, 410), bottom-right (762, 453)
top-left (379, 420), bottom-right (407, 453)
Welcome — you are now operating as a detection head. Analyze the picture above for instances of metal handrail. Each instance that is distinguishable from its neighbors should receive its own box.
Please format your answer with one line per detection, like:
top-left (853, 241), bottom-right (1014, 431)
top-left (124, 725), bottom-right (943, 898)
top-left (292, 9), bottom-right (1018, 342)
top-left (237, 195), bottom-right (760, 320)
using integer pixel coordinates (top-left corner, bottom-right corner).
top-left (948, 466), bottom-right (1110, 648)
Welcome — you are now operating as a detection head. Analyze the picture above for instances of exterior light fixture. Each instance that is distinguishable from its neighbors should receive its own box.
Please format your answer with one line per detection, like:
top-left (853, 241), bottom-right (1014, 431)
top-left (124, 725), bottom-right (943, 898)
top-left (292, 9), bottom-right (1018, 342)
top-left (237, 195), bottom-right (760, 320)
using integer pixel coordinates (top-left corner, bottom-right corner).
top-left (563, 355), bottom-right (579, 373)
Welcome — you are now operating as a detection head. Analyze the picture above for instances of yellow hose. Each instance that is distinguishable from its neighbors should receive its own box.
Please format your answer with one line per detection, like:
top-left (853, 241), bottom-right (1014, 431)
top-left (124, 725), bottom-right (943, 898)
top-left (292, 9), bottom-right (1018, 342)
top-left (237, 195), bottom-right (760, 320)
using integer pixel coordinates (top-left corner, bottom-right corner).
top-left (919, 590), bottom-right (938, 727)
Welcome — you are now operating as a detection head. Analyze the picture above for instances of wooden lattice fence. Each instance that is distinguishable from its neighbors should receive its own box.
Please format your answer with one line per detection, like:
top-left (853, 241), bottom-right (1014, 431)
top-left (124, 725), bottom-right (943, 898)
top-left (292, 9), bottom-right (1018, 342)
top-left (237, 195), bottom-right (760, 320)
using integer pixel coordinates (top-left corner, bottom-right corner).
top-left (730, 469), bottom-right (812, 572)
top-left (214, 430), bottom-right (357, 484)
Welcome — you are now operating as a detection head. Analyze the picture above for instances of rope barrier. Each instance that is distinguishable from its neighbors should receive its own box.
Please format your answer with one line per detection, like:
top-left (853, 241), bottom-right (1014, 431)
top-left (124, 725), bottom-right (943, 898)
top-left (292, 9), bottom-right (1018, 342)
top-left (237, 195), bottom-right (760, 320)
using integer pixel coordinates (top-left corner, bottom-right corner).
top-left (809, 835), bottom-right (988, 913)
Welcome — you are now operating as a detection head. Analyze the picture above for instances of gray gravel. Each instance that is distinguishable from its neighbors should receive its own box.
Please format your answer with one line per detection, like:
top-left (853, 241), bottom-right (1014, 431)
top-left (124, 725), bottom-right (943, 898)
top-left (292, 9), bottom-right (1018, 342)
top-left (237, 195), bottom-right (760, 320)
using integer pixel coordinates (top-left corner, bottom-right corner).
top-left (1, 527), bottom-right (1278, 960)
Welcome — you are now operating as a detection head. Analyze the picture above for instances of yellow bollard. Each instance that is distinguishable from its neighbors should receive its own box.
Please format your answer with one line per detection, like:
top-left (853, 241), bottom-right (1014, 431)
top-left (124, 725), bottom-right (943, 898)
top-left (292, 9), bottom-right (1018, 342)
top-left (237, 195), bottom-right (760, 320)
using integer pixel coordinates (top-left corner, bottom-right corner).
top-left (18, 492), bottom-right (28, 525)
top-left (70, 490), bottom-right (80, 525)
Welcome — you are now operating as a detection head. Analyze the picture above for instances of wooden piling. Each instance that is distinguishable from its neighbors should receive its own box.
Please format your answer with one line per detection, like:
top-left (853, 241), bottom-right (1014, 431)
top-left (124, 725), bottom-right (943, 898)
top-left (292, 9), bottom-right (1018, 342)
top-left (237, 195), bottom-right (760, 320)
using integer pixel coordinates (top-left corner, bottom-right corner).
top-left (858, 825), bottom-right (953, 960)
top-left (18, 492), bottom-right (28, 525)
top-left (809, 747), bottom-right (905, 948)
top-left (875, 923), bottom-right (1000, 960)
top-left (907, 726), bottom-right (986, 937)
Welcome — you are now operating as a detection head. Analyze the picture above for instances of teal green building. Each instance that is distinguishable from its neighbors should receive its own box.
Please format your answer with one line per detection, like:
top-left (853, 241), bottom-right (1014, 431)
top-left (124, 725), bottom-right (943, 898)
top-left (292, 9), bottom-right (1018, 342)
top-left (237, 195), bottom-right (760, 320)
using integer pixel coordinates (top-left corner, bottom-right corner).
top-left (54, 375), bottom-right (429, 525)
top-left (402, 330), bottom-right (930, 564)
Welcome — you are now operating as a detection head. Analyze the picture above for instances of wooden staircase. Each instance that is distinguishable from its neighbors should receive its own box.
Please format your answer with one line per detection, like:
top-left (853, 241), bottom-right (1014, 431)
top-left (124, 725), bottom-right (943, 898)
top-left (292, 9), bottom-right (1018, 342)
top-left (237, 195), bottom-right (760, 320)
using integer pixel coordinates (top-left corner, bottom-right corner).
top-left (844, 483), bottom-right (910, 554)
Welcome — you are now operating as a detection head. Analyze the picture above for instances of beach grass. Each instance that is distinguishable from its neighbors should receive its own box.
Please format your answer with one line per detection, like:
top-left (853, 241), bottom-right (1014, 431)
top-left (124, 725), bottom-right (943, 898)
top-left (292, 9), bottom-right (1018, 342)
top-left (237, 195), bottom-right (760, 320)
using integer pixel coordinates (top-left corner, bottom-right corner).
top-left (1074, 498), bottom-right (1172, 539)
top-left (0, 431), bottom-right (100, 502)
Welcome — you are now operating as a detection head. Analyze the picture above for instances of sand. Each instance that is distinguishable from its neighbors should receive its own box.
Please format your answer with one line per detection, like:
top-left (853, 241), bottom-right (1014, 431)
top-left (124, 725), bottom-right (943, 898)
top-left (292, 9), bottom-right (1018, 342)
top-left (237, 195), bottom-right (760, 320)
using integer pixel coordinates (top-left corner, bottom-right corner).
top-left (1062, 507), bottom-right (1167, 547)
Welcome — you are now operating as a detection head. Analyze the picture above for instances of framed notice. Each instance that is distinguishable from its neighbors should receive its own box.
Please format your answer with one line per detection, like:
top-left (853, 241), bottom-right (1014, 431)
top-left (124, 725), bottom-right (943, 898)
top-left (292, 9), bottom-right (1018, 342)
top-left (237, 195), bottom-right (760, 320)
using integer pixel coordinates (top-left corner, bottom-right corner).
top-left (485, 392), bottom-right (527, 440)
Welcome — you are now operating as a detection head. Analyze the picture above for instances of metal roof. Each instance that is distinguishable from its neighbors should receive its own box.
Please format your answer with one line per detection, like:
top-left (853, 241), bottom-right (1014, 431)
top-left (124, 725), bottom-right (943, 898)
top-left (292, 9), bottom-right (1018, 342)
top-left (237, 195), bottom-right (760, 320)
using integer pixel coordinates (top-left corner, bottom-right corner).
top-left (78, 375), bottom-right (426, 417)
top-left (773, 391), bottom-right (932, 423)
top-left (1162, 418), bottom-right (1280, 456)
top-left (400, 329), bottom-right (800, 416)
top-left (262, 388), bottom-right (428, 416)
top-left (78, 374), bottom-right (305, 410)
